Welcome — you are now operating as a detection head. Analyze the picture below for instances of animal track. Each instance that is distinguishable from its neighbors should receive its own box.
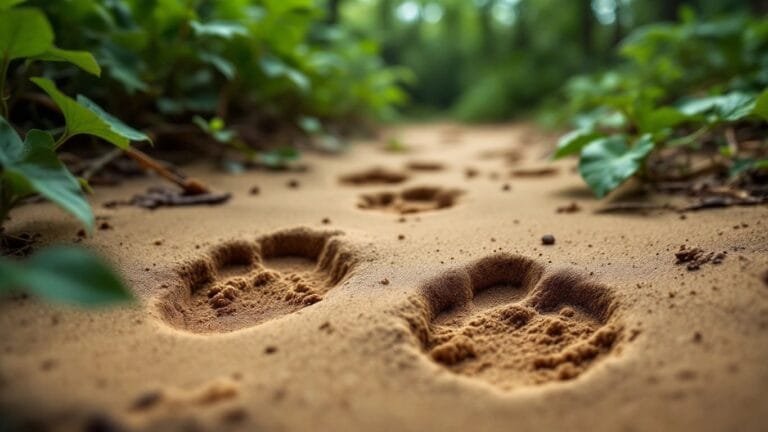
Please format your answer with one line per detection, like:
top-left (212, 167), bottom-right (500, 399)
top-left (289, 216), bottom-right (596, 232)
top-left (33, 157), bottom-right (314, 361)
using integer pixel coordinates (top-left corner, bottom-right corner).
top-left (340, 167), bottom-right (409, 186)
top-left (402, 254), bottom-right (622, 390)
top-left (358, 186), bottom-right (463, 215)
top-left (155, 228), bottom-right (356, 334)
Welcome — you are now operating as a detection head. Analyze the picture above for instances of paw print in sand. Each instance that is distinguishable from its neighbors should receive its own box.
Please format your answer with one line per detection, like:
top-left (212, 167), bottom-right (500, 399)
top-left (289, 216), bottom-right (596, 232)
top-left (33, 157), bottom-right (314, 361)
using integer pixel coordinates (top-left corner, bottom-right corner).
top-left (358, 186), bottom-right (463, 215)
top-left (155, 228), bottom-right (356, 334)
top-left (402, 254), bottom-right (622, 390)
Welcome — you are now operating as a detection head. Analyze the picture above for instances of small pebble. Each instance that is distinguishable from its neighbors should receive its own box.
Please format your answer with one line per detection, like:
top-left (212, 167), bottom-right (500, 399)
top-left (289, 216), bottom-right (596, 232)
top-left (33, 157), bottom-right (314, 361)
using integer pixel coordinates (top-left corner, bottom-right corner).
top-left (541, 234), bottom-right (555, 246)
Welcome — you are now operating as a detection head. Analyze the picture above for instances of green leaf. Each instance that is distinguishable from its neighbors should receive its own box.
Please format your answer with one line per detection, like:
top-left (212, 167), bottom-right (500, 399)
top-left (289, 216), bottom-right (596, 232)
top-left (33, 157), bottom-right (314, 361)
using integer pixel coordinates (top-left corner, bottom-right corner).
top-left (637, 107), bottom-right (691, 134)
top-left (0, 7), bottom-right (53, 60)
top-left (1, 126), bottom-right (94, 230)
top-left (752, 90), bottom-right (768, 121)
top-left (30, 47), bottom-right (101, 76)
top-left (579, 135), bottom-right (655, 198)
top-left (679, 93), bottom-right (756, 122)
top-left (553, 129), bottom-right (603, 160)
top-left (0, 114), bottom-right (23, 165)
top-left (190, 20), bottom-right (248, 39)
top-left (0, 246), bottom-right (132, 307)
top-left (31, 77), bottom-right (149, 149)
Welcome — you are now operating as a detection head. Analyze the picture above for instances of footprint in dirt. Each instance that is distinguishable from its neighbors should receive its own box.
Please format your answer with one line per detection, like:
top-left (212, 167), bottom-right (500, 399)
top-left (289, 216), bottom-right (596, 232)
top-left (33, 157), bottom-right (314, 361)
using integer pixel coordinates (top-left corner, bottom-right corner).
top-left (155, 228), bottom-right (357, 334)
top-left (340, 167), bottom-right (410, 186)
top-left (401, 254), bottom-right (622, 390)
top-left (358, 186), bottom-right (463, 215)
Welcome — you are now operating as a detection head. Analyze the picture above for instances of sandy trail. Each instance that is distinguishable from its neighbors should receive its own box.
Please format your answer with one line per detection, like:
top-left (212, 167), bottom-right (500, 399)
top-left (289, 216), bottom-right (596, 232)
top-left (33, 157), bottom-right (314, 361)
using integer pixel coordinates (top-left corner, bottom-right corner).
top-left (1, 123), bottom-right (767, 432)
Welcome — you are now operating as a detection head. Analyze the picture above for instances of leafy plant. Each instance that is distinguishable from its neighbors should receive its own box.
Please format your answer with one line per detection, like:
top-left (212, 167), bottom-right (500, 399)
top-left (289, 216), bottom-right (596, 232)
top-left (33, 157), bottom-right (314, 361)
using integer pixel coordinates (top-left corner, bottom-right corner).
top-left (1, 2), bottom-right (143, 308)
top-left (554, 14), bottom-right (768, 198)
top-left (0, 246), bottom-right (132, 307)
top-left (0, 2), bottom-right (149, 230)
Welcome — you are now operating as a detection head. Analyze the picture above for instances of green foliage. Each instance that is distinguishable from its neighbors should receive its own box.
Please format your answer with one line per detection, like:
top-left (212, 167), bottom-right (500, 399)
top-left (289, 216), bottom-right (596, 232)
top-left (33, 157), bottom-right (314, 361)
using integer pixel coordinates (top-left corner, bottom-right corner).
top-left (0, 4), bottom-right (147, 231)
top-left (28, 0), bottom-right (407, 128)
top-left (32, 77), bottom-right (149, 149)
top-left (0, 118), bottom-right (93, 229)
top-left (0, 246), bottom-right (132, 307)
top-left (579, 135), bottom-right (655, 199)
top-left (557, 14), bottom-right (768, 197)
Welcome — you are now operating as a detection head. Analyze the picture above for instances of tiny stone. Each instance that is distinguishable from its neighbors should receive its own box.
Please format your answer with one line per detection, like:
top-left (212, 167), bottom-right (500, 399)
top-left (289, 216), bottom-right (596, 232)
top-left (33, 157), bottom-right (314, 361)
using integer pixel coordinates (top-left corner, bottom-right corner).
top-left (541, 234), bottom-right (555, 246)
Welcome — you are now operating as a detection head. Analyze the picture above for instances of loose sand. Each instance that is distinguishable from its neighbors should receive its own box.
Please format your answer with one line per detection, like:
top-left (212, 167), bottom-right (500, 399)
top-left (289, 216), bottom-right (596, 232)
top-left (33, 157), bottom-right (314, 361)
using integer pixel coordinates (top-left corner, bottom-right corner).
top-left (1, 123), bottom-right (767, 432)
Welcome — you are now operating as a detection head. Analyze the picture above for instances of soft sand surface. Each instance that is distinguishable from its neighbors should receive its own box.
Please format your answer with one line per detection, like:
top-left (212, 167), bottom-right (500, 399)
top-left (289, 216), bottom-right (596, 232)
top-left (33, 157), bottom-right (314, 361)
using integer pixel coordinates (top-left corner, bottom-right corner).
top-left (1, 123), bottom-right (767, 432)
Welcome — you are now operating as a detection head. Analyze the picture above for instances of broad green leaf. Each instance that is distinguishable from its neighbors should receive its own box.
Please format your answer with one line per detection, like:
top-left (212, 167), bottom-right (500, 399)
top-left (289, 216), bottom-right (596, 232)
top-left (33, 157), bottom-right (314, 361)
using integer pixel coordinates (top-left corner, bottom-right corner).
top-left (637, 107), bottom-right (691, 134)
top-left (679, 93), bottom-right (756, 122)
top-left (0, 247), bottom-right (132, 307)
top-left (553, 129), bottom-right (603, 160)
top-left (31, 47), bottom-right (101, 76)
top-left (579, 135), bottom-right (655, 198)
top-left (752, 90), bottom-right (768, 121)
top-left (31, 77), bottom-right (149, 149)
top-left (190, 20), bottom-right (248, 39)
top-left (2, 128), bottom-right (94, 229)
top-left (0, 8), bottom-right (53, 60)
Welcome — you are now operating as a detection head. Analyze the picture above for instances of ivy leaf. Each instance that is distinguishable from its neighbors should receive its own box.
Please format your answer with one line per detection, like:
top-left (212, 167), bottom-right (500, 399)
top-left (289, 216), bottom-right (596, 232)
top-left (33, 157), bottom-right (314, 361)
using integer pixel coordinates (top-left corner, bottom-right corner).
top-left (0, 7), bottom-right (53, 60)
top-left (553, 129), bottom-right (603, 160)
top-left (190, 20), bottom-right (248, 39)
top-left (0, 247), bottom-right (132, 307)
top-left (752, 90), bottom-right (768, 121)
top-left (0, 120), bottom-right (94, 230)
top-left (31, 77), bottom-right (149, 149)
top-left (579, 134), bottom-right (655, 198)
top-left (30, 47), bottom-right (101, 76)
top-left (679, 92), bottom-right (756, 122)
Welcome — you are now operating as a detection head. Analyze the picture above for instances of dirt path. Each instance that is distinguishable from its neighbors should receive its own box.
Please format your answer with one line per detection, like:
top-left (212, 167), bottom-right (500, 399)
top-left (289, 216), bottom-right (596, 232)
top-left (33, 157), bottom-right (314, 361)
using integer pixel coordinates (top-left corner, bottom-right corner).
top-left (1, 123), bottom-right (767, 432)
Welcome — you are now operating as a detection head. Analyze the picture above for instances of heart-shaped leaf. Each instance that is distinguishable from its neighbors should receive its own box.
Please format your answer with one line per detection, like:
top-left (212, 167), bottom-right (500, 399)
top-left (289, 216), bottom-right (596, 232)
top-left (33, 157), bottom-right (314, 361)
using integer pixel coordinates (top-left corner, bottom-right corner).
top-left (579, 134), bottom-right (655, 198)
top-left (0, 246), bottom-right (132, 307)
top-left (31, 77), bottom-right (149, 149)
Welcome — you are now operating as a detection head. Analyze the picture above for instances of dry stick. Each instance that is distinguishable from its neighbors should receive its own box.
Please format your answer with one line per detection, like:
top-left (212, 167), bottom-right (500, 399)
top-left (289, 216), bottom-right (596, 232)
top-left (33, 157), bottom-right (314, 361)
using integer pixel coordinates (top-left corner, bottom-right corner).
top-left (124, 148), bottom-right (210, 195)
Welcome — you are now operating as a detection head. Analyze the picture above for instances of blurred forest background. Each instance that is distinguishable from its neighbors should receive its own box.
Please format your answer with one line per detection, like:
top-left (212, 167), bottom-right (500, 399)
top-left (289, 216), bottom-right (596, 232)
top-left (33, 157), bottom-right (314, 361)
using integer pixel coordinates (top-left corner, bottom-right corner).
top-left (341, 0), bottom-right (767, 122)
